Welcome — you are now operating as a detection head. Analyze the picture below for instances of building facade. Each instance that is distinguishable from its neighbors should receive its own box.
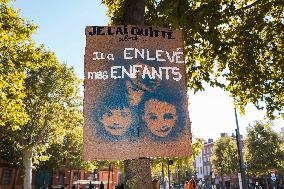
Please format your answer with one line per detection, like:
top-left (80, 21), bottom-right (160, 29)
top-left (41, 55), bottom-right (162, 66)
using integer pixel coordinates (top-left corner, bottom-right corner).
top-left (194, 139), bottom-right (214, 184)
top-left (280, 127), bottom-right (284, 138)
top-left (195, 154), bottom-right (204, 180)
top-left (0, 159), bottom-right (119, 189)
top-left (194, 134), bottom-right (243, 188)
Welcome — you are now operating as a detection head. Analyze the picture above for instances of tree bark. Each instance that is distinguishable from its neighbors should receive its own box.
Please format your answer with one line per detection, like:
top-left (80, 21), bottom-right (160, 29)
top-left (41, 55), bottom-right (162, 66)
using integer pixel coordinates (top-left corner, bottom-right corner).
top-left (122, 0), bottom-right (152, 188)
top-left (123, 0), bottom-right (146, 25)
top-left (23, 148), bottom-right (33, 189)
top-left (12, 168), bottom-right (19, 189)
top-left (221, 175), bottom-right (224, 189)
top-left (124, 158), bottom-right (152, 189)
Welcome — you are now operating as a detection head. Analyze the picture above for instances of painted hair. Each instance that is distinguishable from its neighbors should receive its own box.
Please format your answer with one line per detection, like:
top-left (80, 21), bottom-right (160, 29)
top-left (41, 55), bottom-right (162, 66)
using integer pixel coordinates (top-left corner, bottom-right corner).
top-left (92, 80), bottom-right (139, 141)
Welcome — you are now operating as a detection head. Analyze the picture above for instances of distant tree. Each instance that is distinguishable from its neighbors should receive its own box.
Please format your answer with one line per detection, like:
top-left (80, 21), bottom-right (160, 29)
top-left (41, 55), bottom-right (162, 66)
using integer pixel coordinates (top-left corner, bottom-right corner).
top-left (280, 142), bottom-right (284, 175)
top-left (211, 136), bottom-right (239, 187)
top-left (0, 0), bottom-right (38, 130)
top-left (151, 138), bottom-right (204, 181)
top-left (0, 2), bottom-right (85, 189)
top-left (245, 121), bottom-right (284, 178)
top-left (22, 53), bottom-right (82, 189)
top-left (40, 115), bottom-right (99, 171)
top-left (103, 0), bottom-right (284, 120)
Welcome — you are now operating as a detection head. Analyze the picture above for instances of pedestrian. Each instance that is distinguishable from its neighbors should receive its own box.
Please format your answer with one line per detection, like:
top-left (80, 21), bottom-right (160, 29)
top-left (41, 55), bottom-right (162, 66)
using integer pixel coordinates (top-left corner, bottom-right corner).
top-left (40, 183), bottom-right (49, 189)
top-left (254, 182), bottom-right (262, 189)
top-left (164, 176), bottom-right (169, 189)
top-left (197, 179), bottom-right (202, 189)
top-left (100, 181), bottom-right (104, 189)
top-left (88, 181), bottom-right (94, 189)
top-left (184, 181), bottom-right (190, 189)
top-left (188, 176), bottom-right (197, 189)
top-left (152, 178), bottom-right (159, 189)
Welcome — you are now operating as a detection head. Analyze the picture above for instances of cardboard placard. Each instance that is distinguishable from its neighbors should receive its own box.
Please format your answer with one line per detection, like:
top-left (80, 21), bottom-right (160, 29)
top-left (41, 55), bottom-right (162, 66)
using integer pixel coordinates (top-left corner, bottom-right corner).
top-left (83, 25), bottom-right (191, 160)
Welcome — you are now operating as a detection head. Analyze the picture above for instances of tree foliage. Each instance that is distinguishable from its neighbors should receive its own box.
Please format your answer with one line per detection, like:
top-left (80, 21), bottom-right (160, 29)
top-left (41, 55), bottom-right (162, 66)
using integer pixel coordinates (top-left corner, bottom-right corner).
top-left (0, 1), bottom-right (84, 188)
top-left (244, 121), bottom-right (284, 176)
top-left (103, 0), bottom-right (284, 119)
top-left (40, 113), bottom-right (99, 171)
top-left (0, 0), bottom-right (38, 130)
top-left (211, 135), bottom-right (239, 176)
top-left (151, 138), bottom-right (204, 179)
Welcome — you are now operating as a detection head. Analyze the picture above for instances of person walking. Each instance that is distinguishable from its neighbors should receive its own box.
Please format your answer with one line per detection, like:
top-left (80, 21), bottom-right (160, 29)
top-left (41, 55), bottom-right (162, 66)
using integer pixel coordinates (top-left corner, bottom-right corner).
top-left (254, 182), bottom-right (262, 189)
top-left (184, 181), bottom-right (190, 189)
top-left (164, 176), bottom-right (170, 189)
top-left (88, 181), bottom-right (94, 189)
top-left (188, 176), bottom-right (197, 189)
top-left (152, 178), bottom-right (159, 189)
top-left (100, 181), bottom-right (104, 189)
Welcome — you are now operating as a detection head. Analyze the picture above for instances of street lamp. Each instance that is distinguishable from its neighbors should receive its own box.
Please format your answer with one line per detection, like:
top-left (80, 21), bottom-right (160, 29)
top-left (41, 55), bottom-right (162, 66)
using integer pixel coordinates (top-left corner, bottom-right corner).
top-left (234, 108), bottom-right (248, 189)
top-left (168, 159), bottom-right (174, 189)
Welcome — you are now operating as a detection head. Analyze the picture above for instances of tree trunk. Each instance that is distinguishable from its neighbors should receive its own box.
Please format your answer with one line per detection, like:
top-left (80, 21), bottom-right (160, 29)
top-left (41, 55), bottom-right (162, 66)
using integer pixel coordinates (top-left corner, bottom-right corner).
top-left (23, 148), bottom-right (33, 189)
top-left (12, 168), bottom-right (19, 189)
top-left (124, 158), bottom-right (152, 189)
top-left (221, 175), bottom-right (224, 189)
top-left (122, 0), bottom-right (152, 189)
top-left (123, 0), bottom-right (146, 25)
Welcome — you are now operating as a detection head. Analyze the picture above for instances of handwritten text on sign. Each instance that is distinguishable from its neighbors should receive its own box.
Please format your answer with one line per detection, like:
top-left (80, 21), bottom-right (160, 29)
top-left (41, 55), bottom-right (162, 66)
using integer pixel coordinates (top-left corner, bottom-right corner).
top-left (83, 25), bottom-right (191, 160)
top-left (88, 48), bottom-right (184, 81)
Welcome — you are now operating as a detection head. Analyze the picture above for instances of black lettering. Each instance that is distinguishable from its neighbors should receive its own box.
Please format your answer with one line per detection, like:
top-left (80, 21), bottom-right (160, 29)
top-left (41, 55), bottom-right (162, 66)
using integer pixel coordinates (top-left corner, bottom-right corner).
top-left (167, 30), bottom-right (175, 39)
top-left (97, 26), bottom-right (105, 35)
top-left (131, 27), bottom-right (139, 35)
top-left (89, 26), bottom-right (97, 36)
top-left (161, 31), bottom-right (167, 38)
top-left (124, 25), bottom-right (128, 34)
top-left (116, 27), bottom-right (124, 35)
top-left (107, 27), bottom-right (114, 35)
top-left (137, 28), bottom-right (149, 36)
top-left (149, 27), bottom-right (154, 37)
top-left (153, 30), bottom-right (159, 37)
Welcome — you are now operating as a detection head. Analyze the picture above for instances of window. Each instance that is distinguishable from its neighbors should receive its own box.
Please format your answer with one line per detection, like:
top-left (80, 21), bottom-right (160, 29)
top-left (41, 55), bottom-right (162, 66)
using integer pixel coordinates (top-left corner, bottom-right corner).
top-left (1, 169), bottom-right (12, 185)
top-left (207, 166), bottom-right (211, 176)
top-left (73, 171), bottom-right (79, 181)
top-left (59, 171), bottom-right (65, 185)
top-left (203, 167), bottom-right (207, 176)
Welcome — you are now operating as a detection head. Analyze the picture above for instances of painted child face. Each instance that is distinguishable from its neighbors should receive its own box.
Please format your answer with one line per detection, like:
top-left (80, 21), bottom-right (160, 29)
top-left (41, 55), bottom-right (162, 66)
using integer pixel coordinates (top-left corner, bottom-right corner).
top-left (100, 107), bottom-right (132, 136)
top-left (144, 99), bottom-right (177, 137)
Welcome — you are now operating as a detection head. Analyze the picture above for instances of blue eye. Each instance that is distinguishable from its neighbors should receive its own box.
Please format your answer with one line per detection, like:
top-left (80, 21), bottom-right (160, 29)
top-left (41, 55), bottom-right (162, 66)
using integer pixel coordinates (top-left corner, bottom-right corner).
top-left (164, 113), bottom-right (174, 120)
top-left (147, 113), bottom-right (157, 120)
top-left (121, 111), bottom-right (129, 118)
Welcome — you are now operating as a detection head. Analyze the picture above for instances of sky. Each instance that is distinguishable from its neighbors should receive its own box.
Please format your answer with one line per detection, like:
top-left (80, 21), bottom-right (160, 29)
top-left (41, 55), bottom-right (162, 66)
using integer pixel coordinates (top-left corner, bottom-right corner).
top-left (12, 0), bottom-right (284, 141)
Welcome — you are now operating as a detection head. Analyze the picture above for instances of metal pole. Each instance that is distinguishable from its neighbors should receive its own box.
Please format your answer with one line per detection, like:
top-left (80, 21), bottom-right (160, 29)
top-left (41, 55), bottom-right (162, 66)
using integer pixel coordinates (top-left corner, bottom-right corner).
top-left (69, 168), bottom-right (72, 189)
top-left (234, 108), bottom-right (248, 189)
top-left (162, 162), bottom-right (165, 188)
top-left (107, 163), bottom-right (111, 189)
top-left (168, 162), bottom-right (170, 189)
top-left (178, 162), bottom-right (181, 189)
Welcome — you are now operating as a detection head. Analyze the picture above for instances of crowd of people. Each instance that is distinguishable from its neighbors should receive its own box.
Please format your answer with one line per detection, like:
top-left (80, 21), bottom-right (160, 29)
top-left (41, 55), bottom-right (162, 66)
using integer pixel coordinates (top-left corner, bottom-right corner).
top-left (151, 176), bottom-right (280, 189)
